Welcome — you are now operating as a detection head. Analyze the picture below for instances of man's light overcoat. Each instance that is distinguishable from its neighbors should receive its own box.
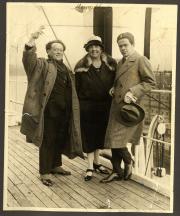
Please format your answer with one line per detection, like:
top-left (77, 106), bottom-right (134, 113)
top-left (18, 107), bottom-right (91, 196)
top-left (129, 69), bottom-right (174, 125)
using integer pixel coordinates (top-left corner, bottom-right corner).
top-left (104, 51), bottom-right (156, 148)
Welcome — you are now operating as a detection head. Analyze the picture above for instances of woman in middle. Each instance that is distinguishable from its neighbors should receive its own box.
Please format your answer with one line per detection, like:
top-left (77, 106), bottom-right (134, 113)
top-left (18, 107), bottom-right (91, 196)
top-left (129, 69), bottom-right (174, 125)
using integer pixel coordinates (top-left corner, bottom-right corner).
top-left (74, 35), bottom-right (117, 181)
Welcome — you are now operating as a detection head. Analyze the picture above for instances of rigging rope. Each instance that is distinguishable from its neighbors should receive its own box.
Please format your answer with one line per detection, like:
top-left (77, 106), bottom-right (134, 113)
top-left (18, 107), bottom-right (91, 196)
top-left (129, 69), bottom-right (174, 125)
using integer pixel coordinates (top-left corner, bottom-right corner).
top-left (39, 6), bottom-right (72, 71)
top-left (145, 93), bottom-right (170, 110)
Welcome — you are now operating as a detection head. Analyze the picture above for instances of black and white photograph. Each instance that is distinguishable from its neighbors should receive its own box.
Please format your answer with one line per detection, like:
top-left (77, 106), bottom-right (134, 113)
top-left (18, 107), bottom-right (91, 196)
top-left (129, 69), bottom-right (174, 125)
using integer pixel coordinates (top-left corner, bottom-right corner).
top-left (3, 2), bottom-right (177, 213)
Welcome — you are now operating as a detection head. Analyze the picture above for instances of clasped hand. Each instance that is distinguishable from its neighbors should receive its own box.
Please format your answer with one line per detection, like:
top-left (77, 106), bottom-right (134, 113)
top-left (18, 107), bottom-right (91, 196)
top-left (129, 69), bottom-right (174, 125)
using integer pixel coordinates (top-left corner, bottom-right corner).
top-left (124, 91), bottom-right (137, 104)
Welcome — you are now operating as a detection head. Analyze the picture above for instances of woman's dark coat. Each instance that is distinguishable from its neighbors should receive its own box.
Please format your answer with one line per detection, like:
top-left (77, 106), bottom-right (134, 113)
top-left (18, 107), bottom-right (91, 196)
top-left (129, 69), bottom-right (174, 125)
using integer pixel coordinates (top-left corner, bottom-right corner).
top-left (20, 45), bottom-right (83, 159)
top-left (74, 53), bottom-right (117, 153)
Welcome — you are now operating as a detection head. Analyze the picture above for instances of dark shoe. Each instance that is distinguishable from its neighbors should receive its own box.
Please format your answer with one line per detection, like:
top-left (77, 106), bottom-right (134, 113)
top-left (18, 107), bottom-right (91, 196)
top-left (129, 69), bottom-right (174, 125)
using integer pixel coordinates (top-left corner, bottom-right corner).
top-left (100, 172), bottom-right (122, 183)
top-left (93, 163), bottom-right (109, 174)
top-left (40, 174), bottom-right (54, 187)
top-left (84, 169), bottom-right (93, 181)
top-left (51, 166), bottom-right (71, 175)
top-left (124, 163), bottom-right (132, 180)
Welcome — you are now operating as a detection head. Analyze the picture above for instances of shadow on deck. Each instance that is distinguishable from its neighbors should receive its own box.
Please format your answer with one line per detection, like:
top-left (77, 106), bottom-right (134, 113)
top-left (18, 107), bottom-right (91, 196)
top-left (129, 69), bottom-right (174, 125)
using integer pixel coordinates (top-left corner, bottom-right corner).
top-left (5, 126), bottom-right (170, 212)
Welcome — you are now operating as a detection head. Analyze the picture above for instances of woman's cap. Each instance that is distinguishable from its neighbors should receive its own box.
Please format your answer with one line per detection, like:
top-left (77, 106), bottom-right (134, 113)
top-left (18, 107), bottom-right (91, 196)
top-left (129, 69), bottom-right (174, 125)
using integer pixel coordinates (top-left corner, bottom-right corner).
top-left (84, 35), bottom-right (104, 51)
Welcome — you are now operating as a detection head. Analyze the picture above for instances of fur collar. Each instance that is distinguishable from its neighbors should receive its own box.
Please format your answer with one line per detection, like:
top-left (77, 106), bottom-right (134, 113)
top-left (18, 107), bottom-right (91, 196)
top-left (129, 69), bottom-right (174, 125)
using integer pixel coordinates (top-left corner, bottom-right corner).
top-left (74, 53), bottom-right (117, 73)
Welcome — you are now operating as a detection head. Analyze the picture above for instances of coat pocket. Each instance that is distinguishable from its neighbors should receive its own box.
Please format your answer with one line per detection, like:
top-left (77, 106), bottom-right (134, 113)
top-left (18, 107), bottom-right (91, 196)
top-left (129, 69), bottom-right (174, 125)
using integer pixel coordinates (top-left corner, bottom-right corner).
top-left (22, 113), bottom-right (39, 131)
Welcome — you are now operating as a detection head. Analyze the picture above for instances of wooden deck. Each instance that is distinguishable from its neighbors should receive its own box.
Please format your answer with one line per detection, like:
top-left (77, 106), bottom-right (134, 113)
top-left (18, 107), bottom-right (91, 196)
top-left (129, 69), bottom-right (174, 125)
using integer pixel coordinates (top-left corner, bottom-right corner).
top-left (5, 126), bottom-right (170, 211)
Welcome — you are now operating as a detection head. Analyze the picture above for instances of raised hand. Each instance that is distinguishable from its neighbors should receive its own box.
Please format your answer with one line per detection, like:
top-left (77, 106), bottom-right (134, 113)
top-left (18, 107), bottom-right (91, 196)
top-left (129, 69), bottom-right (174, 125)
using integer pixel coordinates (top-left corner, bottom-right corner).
top-left (30, 25), bottom-right (45, 40)
top-left (27, 25), bottom-right (45, 47)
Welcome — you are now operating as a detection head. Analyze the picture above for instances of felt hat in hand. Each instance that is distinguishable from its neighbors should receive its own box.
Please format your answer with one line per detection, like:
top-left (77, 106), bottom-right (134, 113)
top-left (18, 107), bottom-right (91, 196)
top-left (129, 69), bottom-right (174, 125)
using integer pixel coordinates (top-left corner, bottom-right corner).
top-left (116, 101), bottom-right (145, 127)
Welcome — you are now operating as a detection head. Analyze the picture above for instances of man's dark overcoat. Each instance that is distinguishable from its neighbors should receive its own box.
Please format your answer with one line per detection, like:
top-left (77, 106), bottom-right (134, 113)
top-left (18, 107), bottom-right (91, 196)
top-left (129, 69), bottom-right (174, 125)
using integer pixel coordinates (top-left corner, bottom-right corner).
top-left (20, 45), bottom-right (83, 159)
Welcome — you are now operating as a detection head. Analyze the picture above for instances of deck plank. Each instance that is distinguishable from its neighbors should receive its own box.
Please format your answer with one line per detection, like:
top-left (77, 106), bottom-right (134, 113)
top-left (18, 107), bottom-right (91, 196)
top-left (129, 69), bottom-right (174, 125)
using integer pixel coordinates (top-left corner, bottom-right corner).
top-left (8, 159), bottom-right (46, 208)
top-left (121, 179), bottom-right (169, 209)
top-left (8, 179), bottom-right (34, 207)
top-left (7, 190), bottom-right (20, 207)
top-left (63, 160), bottom-right (136, 209)
top-left (65, 157), bottom-right (163, 210)
top-left (5, 126), bottom-right (171, 211)
top-left (8, 140), bottom-right (108, 209)
top-left (67, 156), bottom-right (169, 210)
top-left (8, 144), bottom-right (78, 208)
top-left (9, 136), bottom-right (133, 209)
top-left (8, 160), bottom-right (59, 208)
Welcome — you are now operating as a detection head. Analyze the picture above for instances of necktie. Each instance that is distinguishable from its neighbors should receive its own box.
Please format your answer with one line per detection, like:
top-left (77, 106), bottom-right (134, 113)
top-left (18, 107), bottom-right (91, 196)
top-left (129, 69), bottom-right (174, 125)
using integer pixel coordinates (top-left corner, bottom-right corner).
top-left (122, 57), bottom-right (126, 64)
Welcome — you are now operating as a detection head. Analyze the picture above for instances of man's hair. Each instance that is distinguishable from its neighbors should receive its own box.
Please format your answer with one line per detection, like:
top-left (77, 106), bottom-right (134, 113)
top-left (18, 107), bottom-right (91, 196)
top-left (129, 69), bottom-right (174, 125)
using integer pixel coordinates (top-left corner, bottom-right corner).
top-left (45, 39), bottom-right (66, 52)
top-left (117, 32), bottom-right (135, 45)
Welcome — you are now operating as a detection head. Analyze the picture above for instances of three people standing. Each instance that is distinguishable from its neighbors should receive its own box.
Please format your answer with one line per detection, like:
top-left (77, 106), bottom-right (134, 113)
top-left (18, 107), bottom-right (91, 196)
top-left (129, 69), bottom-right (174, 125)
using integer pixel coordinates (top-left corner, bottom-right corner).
top-left (21, 28), bottom-right (155, 185)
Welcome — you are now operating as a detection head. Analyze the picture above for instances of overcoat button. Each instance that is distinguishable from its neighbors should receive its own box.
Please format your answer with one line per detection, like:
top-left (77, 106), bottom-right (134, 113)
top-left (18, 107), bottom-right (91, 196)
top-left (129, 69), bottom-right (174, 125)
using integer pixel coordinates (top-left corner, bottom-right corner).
top-left (43, 93), bottom-right (46, 96)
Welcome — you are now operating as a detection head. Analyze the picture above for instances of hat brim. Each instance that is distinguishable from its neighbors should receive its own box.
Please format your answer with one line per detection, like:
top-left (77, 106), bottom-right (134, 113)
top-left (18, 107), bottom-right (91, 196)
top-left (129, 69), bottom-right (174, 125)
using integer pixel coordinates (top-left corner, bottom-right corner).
top-left (84, 40), bottom-right (104, 51)
top-left (116, 102), bottom-right (145, 127)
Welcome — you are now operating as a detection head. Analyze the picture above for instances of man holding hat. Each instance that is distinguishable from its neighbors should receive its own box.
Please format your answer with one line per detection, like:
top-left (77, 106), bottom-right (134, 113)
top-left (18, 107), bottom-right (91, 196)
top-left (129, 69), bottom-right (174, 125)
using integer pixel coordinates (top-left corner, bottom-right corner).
top-left (101, 32), bottom-right (156, 183)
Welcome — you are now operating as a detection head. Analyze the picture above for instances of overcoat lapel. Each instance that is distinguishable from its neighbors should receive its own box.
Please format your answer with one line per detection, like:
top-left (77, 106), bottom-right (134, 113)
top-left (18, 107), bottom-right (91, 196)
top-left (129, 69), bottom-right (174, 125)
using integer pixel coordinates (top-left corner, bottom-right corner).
top-left (44, 62), bottom-right (57, 101)
top-left (115, 51), bottom-right (137, 82)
